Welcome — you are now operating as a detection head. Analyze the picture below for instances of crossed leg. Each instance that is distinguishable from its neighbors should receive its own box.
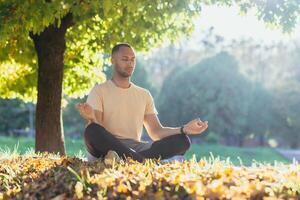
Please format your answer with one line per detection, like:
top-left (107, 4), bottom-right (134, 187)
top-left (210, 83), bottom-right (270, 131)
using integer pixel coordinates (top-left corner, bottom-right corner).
top-left (84, 123), bottom-right (191, 162)
top-left (139, 133), bottom-right (191, 160)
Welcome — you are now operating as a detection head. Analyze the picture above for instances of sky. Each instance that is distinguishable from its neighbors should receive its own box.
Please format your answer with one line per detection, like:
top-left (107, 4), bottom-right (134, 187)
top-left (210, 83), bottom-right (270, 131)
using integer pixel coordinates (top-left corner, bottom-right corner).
top-left (192, 5), bottom-right (300, 44)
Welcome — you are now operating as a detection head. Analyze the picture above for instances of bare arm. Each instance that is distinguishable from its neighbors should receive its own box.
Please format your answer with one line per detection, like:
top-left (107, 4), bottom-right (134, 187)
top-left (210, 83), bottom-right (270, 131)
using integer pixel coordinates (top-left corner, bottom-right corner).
top-left (76, 103), bottom-right (103, 127)
top-left (87, 110), bottom-right (103, 126)
top-left (143, 114), bottom-right (208, 141)
top-left (143, 114), bottom-right (182, 140)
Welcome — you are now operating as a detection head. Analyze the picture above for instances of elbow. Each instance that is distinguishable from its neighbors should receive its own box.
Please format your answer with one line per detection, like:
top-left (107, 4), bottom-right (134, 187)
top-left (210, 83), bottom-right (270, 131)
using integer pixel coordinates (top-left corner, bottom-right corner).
top-left (149, 127), bottom-right (163, 141)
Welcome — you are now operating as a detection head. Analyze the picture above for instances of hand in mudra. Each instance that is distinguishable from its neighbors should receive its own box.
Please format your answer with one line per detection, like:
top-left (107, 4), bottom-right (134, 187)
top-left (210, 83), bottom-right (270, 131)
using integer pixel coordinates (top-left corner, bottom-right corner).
top-left (184, 118), bottom-right (208, 135)
top-left (76, 103), bottom-right (96, 121)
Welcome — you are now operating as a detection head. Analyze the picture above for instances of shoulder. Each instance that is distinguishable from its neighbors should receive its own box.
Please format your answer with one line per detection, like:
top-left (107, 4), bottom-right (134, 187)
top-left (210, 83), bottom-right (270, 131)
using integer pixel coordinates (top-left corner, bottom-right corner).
top-left (89, 80), bottom-right (111, 95)
top-left (132, 83), bottom-right (152, 96)
top-left (131, 84), bottom-right (155, 102)
top-left (92, 80), bottom-right (110, 90)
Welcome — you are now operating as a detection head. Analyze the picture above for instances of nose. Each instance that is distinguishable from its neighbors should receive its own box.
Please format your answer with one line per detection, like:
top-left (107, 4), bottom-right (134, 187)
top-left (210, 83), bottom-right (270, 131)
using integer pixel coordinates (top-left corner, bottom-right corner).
top-left (128, 60), bottom-right (134, 67)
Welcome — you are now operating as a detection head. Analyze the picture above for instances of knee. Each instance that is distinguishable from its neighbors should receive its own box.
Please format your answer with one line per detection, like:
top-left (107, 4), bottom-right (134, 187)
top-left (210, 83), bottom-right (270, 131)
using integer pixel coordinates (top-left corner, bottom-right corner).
top-left (84, 123), bottom-right (105, 141)
top-left (176, 134), bottom-right (191, 154)
top-left (181, 134), bottom-right (191, 151)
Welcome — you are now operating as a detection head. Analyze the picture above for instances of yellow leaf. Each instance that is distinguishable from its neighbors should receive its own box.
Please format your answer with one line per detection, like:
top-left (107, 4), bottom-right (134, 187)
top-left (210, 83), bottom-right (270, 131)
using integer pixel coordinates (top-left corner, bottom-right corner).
top-left (75, 182), bottom-right (84, 199)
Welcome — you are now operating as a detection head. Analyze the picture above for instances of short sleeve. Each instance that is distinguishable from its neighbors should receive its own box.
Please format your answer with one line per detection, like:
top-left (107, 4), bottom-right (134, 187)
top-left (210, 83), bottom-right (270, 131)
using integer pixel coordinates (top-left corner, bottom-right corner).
top-left (145, 91), bottom-right (158, 115)
top-left (86, 85), bottom-right (103, 112)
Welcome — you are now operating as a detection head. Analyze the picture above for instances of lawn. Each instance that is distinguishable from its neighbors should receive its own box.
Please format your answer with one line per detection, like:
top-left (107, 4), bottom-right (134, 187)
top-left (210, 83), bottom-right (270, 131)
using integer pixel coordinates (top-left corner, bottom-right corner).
top-left (0, 136), bottom-right (290, 166)
top-left (186, 143), bottom-right (290, 166)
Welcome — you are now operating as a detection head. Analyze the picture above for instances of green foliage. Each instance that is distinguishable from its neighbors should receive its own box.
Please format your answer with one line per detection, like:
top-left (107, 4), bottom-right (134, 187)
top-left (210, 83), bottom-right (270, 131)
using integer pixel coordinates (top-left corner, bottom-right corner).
top-left (236, 0), bottom-right (300, 33)
top-left (272, 80), bottom-right (300, 148)
top-left (0, 0), bottom-right (201, 102)
top-left (204, 131), bottom-right (219, 144)
top-left (0, 99), bottom-right (34, 133)
top-left (62, 97), bottom-right (86, 137)
top-left (1, 0), bottom-right (299, 102)
top-left (158, 52), bottom-right (249, 132)
top-left (157, 52), bottom-right (275, 144)
top-left (0, 61), bottom-right (37, 102)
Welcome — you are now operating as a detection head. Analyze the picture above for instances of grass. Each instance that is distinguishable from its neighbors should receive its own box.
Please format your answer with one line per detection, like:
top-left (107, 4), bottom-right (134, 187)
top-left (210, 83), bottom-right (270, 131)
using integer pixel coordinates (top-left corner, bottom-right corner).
top-left (0, 135), bottom-right (86, 156)
top-left (0, 136), bottom-right (291, 166)
top-left (186, 143), bottom-right (291, 165)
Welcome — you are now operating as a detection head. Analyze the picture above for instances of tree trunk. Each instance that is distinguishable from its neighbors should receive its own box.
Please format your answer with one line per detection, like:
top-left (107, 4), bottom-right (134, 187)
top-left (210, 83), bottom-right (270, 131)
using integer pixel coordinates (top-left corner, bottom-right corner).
top-left (30, 14), bottom-right (73, 155)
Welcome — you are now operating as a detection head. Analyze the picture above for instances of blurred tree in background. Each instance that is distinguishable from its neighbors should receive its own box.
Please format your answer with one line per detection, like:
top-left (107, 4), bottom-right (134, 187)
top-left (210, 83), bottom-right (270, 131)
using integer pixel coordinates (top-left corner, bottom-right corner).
top-left (158, 52), bottom-right (277, 146)
top-left (0, 99), bottom-right (35, 136)
top-left (272, 83), bottom-right (300, 148)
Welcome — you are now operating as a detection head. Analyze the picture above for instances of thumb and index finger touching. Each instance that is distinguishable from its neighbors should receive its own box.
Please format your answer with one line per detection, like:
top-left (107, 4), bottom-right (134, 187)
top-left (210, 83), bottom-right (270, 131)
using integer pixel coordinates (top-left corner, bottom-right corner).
top-left (75, 102), bottom-right (89, 110)
top-left (195, 118), bottom-right (208, 125)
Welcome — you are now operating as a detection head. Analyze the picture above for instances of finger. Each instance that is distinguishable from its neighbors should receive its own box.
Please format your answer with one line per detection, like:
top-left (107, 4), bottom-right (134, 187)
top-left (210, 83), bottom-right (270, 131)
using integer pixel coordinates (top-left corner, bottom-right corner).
top-left (77, 103), bottom-right (85, 108)
top-left (197, 117), bottom-right (204, 123)
top-left (202, 124), bottom-right (208, 130)
top-left (196, 121), bottom-right (203, 126)
top-left (197, 121), bottom-right (205, 126)
top-left (198, 122), bottom-right (207, 128)
top-left (83, 104), bottom-right (89, 110)
top-left (85, 104), bottom-right (91, 110)
top-left (200, 120), bottom-right (208, 126)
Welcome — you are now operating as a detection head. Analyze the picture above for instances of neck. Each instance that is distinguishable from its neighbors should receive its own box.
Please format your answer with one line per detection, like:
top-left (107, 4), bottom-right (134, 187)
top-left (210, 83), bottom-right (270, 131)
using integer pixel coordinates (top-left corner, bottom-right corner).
top-left (111, 75), bottom-right (131, 89)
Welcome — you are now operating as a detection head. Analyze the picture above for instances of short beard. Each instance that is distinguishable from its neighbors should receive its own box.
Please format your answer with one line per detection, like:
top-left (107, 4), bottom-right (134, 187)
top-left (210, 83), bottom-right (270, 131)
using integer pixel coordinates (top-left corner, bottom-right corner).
top-left (118, 71), bottom-right (131, 78)
top-left (114, 64), bottom-right (132, 78)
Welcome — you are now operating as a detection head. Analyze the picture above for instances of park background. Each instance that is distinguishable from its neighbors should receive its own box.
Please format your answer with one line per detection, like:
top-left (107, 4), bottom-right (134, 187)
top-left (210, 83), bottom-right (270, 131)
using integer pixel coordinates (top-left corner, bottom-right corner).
top-left (1, 3), bottom-right (300, 165)
top-left (2, 1), bottom-right (300, 199)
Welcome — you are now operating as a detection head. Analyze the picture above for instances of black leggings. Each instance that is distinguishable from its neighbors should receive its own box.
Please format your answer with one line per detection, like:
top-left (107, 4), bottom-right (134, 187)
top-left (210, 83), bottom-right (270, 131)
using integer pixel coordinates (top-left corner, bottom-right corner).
top-left (84, 123), bottom-right (191, 162)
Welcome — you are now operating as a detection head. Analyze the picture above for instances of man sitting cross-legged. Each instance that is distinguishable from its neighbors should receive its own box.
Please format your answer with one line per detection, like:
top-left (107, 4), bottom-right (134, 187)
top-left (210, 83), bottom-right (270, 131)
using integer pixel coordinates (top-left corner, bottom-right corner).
top-left (76, 43), bottom-right (208, 163)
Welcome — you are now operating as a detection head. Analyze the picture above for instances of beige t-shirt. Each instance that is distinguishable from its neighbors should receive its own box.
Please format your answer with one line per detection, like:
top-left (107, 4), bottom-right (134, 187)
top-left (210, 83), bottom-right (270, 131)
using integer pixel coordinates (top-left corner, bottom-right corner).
top-left (86, 80), bottom-right (158, 141)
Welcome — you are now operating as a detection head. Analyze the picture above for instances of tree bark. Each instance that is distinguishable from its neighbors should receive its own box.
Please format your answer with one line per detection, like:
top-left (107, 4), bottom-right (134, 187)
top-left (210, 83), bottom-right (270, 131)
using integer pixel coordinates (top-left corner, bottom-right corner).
top-left (30, 13), bottom-right (73, 155)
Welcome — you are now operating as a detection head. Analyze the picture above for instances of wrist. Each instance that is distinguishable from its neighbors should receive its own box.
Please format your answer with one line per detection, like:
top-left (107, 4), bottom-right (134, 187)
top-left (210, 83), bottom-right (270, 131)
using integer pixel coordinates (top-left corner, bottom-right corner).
top-left (180, 126), bottom-right (188, 135)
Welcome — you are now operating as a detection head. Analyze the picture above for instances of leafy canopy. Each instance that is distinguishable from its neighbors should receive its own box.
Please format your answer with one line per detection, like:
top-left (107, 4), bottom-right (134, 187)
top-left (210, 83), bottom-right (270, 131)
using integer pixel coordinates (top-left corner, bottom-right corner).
top-left (0, 0), bottom-right (202, 102)
top-left (0, 0), bottom-right (299, 102)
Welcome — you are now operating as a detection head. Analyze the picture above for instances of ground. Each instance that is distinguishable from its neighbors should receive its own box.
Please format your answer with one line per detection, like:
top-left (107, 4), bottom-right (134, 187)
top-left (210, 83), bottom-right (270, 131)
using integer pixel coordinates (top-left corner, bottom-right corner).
top-left (0, 153), bottom-right (299, 200)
